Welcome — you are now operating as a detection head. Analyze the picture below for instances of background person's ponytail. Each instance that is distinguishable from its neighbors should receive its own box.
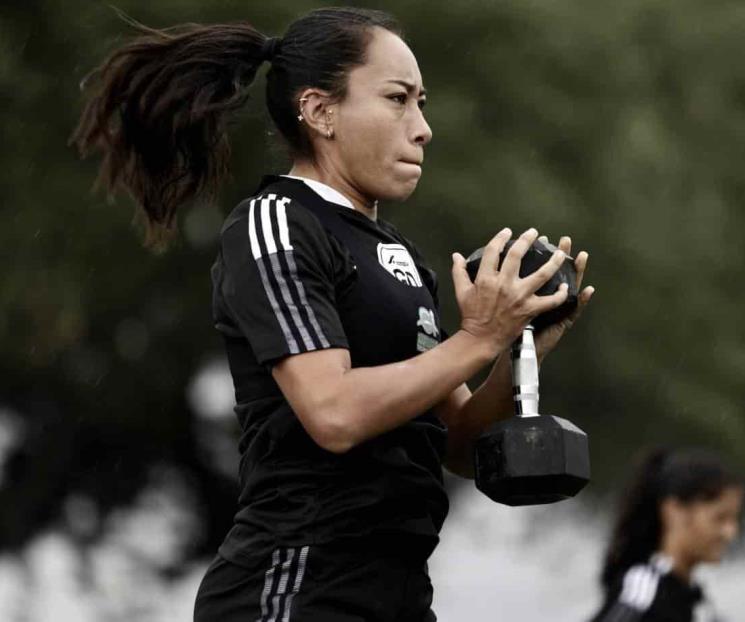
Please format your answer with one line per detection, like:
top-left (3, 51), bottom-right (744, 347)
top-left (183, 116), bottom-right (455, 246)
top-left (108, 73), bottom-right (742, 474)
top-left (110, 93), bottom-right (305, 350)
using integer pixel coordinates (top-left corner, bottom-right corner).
top-left (70, 13), bottom-right (269, 248)
top-left (600, 447), bottom-right (669, 589)
top-left (601, 446), bottom-right (742, 590)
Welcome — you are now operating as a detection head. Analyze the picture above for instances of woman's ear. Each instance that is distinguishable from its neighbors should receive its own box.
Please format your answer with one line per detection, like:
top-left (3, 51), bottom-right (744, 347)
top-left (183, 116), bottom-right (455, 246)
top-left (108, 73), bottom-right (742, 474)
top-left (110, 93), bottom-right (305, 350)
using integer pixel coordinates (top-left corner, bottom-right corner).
top-left (297, 88), bottom-right (334, 140)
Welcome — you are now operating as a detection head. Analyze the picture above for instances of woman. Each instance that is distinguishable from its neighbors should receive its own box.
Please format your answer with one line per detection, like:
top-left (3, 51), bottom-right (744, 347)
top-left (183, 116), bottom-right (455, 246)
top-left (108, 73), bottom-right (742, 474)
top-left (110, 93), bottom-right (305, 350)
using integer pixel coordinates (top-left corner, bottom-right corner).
top-left (591, 447), bottom-right (744, 622)
top-left (72, 7), bottom-right (593, 621)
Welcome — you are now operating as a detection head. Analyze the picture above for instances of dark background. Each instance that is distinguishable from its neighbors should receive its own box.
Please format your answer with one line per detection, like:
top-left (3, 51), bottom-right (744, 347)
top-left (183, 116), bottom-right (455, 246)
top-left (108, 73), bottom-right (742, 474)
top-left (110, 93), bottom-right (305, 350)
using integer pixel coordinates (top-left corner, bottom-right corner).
top-left (2, 0), bottom-right (744, 596)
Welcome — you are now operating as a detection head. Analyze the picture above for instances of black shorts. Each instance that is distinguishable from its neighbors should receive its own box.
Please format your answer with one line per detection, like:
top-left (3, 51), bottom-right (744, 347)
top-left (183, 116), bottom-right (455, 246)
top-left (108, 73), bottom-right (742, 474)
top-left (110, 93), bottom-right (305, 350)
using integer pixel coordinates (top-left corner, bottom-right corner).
top-left (194, 537), bottom-right (437, 622)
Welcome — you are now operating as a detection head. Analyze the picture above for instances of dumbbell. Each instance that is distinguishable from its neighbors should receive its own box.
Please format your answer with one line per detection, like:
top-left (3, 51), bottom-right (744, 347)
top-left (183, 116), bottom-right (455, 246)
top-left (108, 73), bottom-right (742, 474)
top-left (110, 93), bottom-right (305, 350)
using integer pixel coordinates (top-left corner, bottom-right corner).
top-left (465, 239), bottom-right (591, 506)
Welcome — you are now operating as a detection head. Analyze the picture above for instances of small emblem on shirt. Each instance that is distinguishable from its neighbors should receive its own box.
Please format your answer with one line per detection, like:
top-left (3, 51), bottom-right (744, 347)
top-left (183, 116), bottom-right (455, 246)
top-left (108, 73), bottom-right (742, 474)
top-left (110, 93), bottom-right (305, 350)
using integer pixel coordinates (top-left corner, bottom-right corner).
top-left (376, 243), bottom-right (423, 287)
top-left (416, 306), bottom-right (440, 352)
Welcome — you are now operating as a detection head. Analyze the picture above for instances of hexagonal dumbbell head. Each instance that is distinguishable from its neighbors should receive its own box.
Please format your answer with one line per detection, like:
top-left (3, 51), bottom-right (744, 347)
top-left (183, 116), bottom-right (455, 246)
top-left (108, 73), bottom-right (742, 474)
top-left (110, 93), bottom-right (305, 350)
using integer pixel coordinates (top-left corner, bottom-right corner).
top-left (465, 239), bottom-right (578, 331)
top-left (474, 415), bottom-right (590, 506)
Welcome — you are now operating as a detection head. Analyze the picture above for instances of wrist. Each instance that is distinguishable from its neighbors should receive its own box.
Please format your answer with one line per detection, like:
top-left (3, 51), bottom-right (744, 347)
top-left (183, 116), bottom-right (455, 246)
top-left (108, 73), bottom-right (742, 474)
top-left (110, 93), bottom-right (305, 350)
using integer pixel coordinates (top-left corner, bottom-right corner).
top-left (455, 328), bottom-right (503, 364)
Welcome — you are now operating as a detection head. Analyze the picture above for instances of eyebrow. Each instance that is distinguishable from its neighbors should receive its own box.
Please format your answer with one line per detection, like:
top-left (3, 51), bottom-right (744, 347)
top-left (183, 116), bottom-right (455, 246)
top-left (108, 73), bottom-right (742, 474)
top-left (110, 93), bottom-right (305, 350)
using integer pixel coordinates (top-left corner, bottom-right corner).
top-left (386, 79), bottom-right (427, 96)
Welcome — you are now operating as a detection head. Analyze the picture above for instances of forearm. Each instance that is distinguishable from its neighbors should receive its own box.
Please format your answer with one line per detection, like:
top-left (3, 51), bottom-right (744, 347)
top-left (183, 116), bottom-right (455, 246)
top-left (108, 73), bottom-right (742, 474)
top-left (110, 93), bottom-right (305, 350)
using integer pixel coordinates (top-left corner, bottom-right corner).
top-left (443, 353), bottom-right (515, 477)
top-left (442, 330), bottom-right (555, 477)
top-left (279, 330), bottom-right (499, 453)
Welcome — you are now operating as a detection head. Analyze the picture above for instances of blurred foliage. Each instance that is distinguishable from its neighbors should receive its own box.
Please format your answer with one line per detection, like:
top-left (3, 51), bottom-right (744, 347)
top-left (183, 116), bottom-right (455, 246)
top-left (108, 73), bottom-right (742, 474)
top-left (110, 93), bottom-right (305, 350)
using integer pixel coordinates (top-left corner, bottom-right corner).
top-left (2, 0), bottom-right (745, 557)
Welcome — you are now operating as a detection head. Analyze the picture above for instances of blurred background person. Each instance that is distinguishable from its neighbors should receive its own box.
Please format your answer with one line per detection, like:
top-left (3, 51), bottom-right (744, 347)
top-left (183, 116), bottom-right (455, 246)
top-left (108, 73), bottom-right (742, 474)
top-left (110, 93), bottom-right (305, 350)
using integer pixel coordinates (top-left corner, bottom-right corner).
top-left (590, 447), bottom-right (744, 622)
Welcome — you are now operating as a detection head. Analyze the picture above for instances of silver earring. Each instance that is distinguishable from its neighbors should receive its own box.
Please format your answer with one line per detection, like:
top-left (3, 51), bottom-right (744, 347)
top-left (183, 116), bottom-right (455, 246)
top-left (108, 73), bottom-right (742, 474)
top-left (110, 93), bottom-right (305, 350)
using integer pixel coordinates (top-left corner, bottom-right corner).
top-left (297, 97), bottom-right (308, 122)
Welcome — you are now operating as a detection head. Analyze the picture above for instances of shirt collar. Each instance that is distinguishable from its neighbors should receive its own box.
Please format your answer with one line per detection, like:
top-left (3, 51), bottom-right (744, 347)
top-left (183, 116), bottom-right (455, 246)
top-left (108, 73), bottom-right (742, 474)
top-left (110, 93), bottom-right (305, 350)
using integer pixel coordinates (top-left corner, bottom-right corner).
top-left (281, 175), bottom-right (355, 210)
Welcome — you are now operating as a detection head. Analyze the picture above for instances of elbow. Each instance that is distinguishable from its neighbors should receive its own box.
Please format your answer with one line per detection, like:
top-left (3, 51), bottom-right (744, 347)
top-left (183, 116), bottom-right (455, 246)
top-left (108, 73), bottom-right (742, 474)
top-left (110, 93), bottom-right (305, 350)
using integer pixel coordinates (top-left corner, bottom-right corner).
top-left (307, 411), bottom-right (357, 454)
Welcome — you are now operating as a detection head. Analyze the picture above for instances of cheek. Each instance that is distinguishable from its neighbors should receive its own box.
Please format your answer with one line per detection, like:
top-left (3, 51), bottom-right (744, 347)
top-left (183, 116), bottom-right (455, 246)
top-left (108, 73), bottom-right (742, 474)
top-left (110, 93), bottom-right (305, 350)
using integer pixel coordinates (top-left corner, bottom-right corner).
top-left (339, 108), bottom-right (392, 162)
top-left (693, 516), bottom-right (728, 550)
top-left (342, 128), bottom-right (408, 192)
top-left (336, 107), bottom-right (420, 200)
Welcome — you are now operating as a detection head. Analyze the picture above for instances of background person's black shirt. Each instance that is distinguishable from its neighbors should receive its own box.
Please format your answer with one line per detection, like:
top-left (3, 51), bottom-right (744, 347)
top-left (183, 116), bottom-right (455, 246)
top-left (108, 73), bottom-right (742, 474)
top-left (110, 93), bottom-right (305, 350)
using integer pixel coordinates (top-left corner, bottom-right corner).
top-left (211, 176), bottom-right (450, 567)
top-left (590, 555), bottom-right (721, 622)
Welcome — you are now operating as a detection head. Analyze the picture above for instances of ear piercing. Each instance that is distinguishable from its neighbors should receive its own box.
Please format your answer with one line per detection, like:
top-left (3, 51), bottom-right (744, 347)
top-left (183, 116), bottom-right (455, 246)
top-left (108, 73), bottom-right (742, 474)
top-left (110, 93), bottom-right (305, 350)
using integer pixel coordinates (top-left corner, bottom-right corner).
top-left (296, 98), bottom-right (334, 139)
top-left (297, 97), bottom-right (308, 122)
top-left (326, 109), bottom-right (334, 139)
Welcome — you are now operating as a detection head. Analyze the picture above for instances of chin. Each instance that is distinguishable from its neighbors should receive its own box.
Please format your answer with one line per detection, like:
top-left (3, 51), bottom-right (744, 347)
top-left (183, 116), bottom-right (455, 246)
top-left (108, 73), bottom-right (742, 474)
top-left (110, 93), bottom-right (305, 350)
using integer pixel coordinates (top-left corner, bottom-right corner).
top-left (394, 175), bottom-right (422, 200)
top-left (373, 181), bottom-right (419, 203)
top-left (701, 547), bottom-right (726, 563)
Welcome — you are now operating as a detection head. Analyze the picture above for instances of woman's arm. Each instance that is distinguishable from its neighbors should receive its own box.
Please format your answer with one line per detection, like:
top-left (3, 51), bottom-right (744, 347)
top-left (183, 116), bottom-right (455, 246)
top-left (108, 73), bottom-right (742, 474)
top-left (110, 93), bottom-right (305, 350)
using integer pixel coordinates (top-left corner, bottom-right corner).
top-left (273, 330), bottom-right (494, 453)
top-left (272, 228), bottom-right (569, 453)
top-left (435, 354), bottom-right (512, 478)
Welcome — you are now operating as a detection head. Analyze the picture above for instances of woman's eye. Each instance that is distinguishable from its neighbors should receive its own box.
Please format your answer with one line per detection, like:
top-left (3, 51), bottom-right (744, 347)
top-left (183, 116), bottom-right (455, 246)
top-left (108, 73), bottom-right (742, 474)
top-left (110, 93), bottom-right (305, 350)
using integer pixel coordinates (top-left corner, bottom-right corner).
top-left (389, 94), bottom-right (407, 105)
top-left (418, 99), bottom-right (427, 110)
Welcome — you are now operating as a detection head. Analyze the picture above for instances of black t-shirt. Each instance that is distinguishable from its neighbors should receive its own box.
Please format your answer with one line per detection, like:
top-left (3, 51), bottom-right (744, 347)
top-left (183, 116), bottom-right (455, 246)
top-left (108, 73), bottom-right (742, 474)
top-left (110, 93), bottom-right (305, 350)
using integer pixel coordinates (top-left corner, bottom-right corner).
top-left (590, 555), bottom-right (721, 622)
top-left (211, 175), bottom-right (450, 567)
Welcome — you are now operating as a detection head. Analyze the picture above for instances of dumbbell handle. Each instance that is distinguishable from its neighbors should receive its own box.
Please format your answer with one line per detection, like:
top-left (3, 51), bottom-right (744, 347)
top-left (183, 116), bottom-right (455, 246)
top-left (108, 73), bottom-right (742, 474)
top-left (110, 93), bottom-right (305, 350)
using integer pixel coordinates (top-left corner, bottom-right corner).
top-left (511, 326), bottom-right (540, 417)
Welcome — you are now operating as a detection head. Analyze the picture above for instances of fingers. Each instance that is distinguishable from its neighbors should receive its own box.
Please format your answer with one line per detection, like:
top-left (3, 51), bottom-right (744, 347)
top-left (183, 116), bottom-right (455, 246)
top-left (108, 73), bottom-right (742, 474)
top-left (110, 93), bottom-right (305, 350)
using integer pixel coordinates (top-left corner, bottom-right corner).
top-left (537, 234), bottom-right (589, 293)
top-left (577, 285), bottom-right (595, 311)
top-left (565, 285), bottom-right (595, 324)
top-left (500, 228), bottom-right (539, 279)
top-left (575, 251), bottom-right (588, 290)
top-left (475, 228), bottom-right (512, 282)
top-left (558, 236), bottom-right (571, 256)
top-left (522, 248), bottom-right (566, 292)
top-left (450, 252), bottom-right (471, 305)
top-left (530, 282), bottom-right (569, 315)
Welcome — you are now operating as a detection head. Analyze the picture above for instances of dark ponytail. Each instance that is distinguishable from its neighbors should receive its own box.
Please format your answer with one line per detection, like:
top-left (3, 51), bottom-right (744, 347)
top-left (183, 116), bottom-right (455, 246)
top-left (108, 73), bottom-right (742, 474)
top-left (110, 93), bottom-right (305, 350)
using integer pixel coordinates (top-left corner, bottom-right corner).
top-left (71, 7), bottom-right (400, 249)
top-left (601, 446), bottom-right (742, 590)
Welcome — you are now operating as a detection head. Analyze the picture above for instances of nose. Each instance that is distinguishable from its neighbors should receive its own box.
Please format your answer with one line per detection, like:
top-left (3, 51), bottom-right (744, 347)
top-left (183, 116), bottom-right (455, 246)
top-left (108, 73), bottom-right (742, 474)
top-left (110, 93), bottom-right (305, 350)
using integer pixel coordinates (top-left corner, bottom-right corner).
top-left (412, 106), bottom-right (433, 147)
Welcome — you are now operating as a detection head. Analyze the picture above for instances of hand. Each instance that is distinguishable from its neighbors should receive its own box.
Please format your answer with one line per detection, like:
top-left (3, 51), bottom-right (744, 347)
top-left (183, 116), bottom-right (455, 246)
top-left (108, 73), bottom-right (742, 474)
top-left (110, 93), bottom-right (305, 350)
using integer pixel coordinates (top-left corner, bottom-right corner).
top-left (533, 235), bottom-right (595, 362)
top-left (451, 227), bottom-right (570, 357)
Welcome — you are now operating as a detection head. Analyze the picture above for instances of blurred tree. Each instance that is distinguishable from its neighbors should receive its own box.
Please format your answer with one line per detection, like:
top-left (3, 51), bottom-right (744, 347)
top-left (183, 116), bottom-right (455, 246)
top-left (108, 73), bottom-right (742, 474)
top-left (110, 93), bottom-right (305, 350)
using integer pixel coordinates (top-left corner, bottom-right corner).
top-left (1, 0), bottom-right (744, 560)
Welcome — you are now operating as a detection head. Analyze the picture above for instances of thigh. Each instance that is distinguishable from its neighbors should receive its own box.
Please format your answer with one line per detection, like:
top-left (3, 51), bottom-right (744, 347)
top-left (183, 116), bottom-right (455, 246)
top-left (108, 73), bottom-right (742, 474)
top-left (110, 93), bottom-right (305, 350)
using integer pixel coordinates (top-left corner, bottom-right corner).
top-left (194, 546), bottom-right (361, 622)
top-left (292, 542), bottom-right (435, 622)
top-left (195, 543), bottom-right (437, 622)
top-left (194, 554), bottom-right (265, 622)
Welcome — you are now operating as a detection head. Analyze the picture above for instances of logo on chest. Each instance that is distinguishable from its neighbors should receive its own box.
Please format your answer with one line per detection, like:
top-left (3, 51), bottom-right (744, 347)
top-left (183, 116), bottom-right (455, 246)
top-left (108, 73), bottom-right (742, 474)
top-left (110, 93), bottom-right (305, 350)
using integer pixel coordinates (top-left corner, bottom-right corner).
top-left (376, 243), bottom-right (423, 287)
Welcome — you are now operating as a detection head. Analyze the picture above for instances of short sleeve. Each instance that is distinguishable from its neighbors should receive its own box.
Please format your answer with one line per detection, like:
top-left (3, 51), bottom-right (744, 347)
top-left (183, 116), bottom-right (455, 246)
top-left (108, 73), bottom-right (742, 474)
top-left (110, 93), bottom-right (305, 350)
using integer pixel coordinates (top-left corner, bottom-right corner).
top-left (217, 193), bottom-right (349, 365)
top-left (591, 565), bottom-right (663, 622)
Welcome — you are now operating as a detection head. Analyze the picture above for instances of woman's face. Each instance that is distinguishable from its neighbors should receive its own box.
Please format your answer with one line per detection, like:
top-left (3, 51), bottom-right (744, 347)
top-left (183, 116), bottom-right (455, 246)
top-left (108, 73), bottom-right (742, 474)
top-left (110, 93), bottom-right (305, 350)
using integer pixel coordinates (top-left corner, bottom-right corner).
top-left (330, 27), bottom-right (432, 203)
top-left (667, 486), bottom-right (744, 564)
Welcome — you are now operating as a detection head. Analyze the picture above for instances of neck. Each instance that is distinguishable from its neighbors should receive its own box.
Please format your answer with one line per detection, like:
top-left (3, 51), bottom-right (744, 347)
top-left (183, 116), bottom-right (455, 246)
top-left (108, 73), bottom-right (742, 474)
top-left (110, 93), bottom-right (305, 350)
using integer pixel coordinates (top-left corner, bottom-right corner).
top-left (659, 537), bottom-right (697, 582)
top-left (288, 161), bottom-right (378, 220)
